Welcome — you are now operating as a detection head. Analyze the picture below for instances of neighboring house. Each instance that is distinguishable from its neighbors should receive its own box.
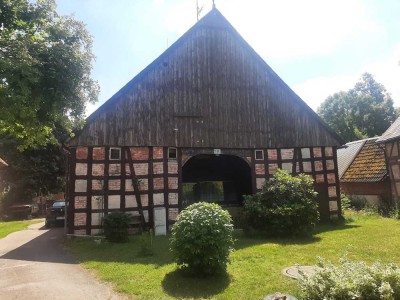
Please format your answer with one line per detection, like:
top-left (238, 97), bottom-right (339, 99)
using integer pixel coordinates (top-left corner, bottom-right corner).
top-left (377, 117), bottom-right (400, 207)
top-left (66, 8), bottom-right (344, 235)
top-left (338, 138), bottom-right (390, 206)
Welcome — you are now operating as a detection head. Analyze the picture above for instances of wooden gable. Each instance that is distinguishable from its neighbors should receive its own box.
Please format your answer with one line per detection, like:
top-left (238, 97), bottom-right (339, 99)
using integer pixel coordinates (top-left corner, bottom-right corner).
top-left (69, 8), bottom-right (343, 148)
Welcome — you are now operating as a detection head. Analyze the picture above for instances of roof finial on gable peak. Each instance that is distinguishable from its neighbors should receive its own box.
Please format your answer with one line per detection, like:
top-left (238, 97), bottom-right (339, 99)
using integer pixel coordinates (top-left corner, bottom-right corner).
top-left (212, 0), bottom-right (216, 9)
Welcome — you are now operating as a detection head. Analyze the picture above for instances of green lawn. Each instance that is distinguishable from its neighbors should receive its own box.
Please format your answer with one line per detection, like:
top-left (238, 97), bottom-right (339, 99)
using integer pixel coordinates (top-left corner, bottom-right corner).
top-left (0, 219), bottom-right (43, 239)
top-left (68, 212), bottom-right (400, 299)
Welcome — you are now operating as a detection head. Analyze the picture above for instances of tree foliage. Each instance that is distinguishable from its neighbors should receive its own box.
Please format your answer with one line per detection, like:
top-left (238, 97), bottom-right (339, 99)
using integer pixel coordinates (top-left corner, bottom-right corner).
top-left (0, 0), bottom-right (99, 149)
top-left (0, 134), bottom-right (66, 207)
top-left (318, 73), bottom-right (396, 142)
top-left (0, 0), bottom-right (98, 206)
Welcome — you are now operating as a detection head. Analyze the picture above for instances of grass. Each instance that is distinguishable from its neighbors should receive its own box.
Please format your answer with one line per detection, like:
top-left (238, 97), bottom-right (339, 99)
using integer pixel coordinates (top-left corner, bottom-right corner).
top-left (68, 211), bottom-right (400, 299)
top-left (0, 219), bottom-right (43, 239)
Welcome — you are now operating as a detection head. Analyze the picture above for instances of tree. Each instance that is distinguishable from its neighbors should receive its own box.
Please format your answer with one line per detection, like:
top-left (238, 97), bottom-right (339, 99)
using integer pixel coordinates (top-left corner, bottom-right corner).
top-left (0, 0), bottom-right (99, 149)
top-left (318, 73), bottom-right (396, 142)
top-left (0, 0), bottom-right (98, 206)
top-left (0, 137), bottom-right (66, 207)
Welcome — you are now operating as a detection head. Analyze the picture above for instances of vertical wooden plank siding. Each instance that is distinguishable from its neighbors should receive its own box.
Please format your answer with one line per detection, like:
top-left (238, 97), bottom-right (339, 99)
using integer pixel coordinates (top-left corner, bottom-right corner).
top-left (69, 27), bottom-right (342, 149)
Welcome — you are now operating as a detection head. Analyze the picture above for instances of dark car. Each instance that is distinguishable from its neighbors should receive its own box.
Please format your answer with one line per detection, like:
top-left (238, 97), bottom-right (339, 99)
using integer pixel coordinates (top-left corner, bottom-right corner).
top-left (45, 201), bottom-right (65, 227)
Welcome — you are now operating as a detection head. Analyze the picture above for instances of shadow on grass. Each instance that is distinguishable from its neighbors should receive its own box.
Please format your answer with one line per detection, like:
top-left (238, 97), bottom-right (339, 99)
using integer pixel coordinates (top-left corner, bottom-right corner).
top-left (234, 234), bottom-right (322, 251)
top-left (162, 268), bottom-right (231, 298)
top-left (69, 222), bottom-right (361, 266)
top-left (234, 221), bottom-right (360, 250)
top-left (314, 219), bottom-right (360, 235)
top-left (68, 235), bottom-right (174, 266)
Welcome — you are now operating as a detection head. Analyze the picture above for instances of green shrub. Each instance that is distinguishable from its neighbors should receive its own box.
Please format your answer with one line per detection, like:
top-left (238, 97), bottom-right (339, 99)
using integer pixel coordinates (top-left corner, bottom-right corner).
top-left (243, 169), bottom-right (319, 237)
top-left (170, 202), bottom-right (234, 276)
top-left (299, 256), bottom-right (400, 299)
top-left (138, 229), bottom-right (154, 257)
top-left (340, 192), bottom-right (351, 211)
top-left (103, 211), bottom-right (131, 243)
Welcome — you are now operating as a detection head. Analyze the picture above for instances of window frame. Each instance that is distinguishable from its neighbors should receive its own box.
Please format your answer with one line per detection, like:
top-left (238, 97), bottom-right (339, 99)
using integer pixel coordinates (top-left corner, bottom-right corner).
top-left (255, 149), bottom-right (264, 161)
top-left (109, 147), bottom-right (121, 160)
top-left (168, 147), bottom-right (178, 160)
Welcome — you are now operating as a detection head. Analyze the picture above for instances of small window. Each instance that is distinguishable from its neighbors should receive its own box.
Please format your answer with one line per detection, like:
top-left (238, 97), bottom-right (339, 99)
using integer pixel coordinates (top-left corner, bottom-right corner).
top-left (168, 147), bottom-right (177, 159)
top-left (255, 149), bottom-right (264, 160)
top-left (109, 147), bottom-right (121, 160)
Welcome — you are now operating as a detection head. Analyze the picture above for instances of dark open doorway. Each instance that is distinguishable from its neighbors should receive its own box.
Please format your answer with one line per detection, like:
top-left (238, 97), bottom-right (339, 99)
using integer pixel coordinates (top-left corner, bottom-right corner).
top-left (182, 154), bottom-right (252, 208)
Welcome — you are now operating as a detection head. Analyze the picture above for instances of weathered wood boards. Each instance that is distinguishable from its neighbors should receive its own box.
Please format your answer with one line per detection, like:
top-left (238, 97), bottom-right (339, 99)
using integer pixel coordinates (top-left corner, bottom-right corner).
top-left (69, 10), bottom-right (342, 149)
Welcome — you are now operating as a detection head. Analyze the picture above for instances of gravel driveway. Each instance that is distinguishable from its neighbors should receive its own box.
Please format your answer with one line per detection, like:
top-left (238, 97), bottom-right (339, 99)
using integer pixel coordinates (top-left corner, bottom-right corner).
top-left (0, 222), bottom-right (125, 300)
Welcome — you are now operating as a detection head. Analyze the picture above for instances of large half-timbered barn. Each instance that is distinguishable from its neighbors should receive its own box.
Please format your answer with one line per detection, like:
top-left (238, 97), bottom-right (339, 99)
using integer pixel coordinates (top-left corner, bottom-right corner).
top-left (66, 8), bottom-right (344, 235)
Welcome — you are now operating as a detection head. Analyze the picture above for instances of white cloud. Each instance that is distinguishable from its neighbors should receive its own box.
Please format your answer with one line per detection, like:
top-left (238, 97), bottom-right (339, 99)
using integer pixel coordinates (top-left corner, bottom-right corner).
top-left (293, 44), bottom-right (400, 111)
top-left (293, 75), bottom-right (357, 111)
top-left (85, 102), bottom-right (98, 117)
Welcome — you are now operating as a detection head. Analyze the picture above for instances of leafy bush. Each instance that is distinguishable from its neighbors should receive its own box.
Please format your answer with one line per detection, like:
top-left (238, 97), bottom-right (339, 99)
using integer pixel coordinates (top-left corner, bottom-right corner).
top-left (138, 229), bottom-right (154, 257)
top-left (243, 169), bottom-right (319, 237)
top-left (349, 195), bottom-right (369, 210)
top-left (340, 192), bottom-right (351, 211)
top-left (103, 211), bottom-right (131, 243)
top-left (170, 202), bottom-right (234, 276)
top-left (346, 194), bottom-right (400, 218)
top-left (299, 256), bottom-right (400, 299)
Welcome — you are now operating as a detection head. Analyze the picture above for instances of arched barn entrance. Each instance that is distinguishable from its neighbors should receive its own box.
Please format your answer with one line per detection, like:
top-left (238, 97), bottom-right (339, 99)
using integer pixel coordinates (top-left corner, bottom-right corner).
top-left (182, 154), bottom-right (252, 208)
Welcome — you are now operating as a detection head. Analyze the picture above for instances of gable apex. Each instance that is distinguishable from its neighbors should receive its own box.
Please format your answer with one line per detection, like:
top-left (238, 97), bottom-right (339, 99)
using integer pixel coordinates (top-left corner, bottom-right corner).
top-left (71, 8), bottom-right (343, 148)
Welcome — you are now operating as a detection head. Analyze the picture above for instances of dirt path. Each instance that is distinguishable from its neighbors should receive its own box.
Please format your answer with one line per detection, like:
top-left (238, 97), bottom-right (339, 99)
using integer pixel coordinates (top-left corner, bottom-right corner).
top-left (0, 222), bottom-right (125, 300)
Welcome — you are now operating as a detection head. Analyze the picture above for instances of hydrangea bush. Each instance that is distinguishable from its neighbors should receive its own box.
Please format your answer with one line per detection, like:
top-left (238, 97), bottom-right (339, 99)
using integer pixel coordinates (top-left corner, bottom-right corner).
top-left (170, 202), bottom-right (234, 276)
top-left (299, 256), bottom-right (400, 299)
top-left (243, 169), bottom-right (319, 236)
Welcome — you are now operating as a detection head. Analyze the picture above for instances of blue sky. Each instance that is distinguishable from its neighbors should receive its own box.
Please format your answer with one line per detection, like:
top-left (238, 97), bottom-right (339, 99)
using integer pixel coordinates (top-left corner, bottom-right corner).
top-left (56, 0), bottom-right (400, 115)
